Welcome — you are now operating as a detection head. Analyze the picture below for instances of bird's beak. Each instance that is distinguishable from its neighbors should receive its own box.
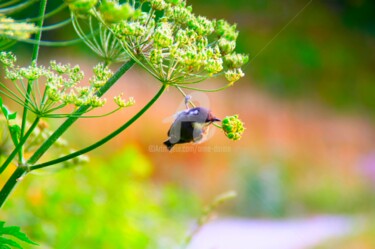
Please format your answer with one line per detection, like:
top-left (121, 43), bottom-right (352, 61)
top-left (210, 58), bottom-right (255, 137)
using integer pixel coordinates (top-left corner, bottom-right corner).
top-left (212, 117), bottom-right (221, 122)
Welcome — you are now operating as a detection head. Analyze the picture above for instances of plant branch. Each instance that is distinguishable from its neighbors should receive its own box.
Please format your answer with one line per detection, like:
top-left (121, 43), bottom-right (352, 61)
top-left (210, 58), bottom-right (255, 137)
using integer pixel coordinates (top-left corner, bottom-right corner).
top-left (30, 84), bottom-right (167, 171)
top-left (19, 0), bottom-right (47, 162)
top-left (26, 59), bottom-right (136, 165)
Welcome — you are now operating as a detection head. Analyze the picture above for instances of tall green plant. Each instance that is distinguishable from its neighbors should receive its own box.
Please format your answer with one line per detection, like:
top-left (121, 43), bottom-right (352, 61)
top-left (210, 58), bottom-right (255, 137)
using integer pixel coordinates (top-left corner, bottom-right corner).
top-left (0, 0), bottom-right (247, 247)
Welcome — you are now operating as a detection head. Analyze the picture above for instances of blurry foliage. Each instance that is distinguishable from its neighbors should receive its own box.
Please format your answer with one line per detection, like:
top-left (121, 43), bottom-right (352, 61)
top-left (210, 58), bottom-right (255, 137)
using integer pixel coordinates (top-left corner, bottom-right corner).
top-left (0, 145), bottom-right (200, 249)
top-left (231, 154), bottom-right (375, 218)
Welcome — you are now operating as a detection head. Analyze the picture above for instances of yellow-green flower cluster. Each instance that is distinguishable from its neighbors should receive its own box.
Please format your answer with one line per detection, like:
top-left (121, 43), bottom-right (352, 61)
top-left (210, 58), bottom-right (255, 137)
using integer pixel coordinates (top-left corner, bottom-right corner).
top-left (0, 51), bottom-right (16, 67)
top-left (91, 0), bottom-right (247, 85)
top-left (222, 115), bottom-right (245, 140)
top-left (114, 94), bottom-right (135, 108)
top-left (0, 15), bottom-right (36, 40)
top-left (99, 1), bottom-right (135, 23)
top-left (0, 52), bottom-right (134, 118)
top-left (46, 62), bottom-right (110, 108)
top-left (90, 63), bottom-right (113, 88)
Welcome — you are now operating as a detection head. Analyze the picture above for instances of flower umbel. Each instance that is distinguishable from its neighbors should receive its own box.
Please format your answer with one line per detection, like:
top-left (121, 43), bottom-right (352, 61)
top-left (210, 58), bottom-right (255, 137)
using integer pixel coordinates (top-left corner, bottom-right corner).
top-left (0, 52), bottom-right (134, 118)
top-left (221, 115), bottom-right (245, 140)
top-left (72, 0), bottom-right (249, 88)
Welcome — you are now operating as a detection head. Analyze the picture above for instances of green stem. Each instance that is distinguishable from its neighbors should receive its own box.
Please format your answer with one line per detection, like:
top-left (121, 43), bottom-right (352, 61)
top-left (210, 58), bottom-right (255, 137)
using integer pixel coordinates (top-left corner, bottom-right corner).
top-left (27, 59), bottom-right (135, 165)
top-left (40, 18), bottom-right (71, 31)
top-left (19, 0), bottom-right (47, 162)
top-left (14, 37), bottom-right (84, 47)
top-left (0, 0), bottom-right (37, 14)
top-left (0, 166), bottom-right (26, 208)
top-left (0, 117), bottom-right (40, 174)
top-left (18, 3), bottom-right (67, 23)
top-left (30, 84), bottom-right (167, 171)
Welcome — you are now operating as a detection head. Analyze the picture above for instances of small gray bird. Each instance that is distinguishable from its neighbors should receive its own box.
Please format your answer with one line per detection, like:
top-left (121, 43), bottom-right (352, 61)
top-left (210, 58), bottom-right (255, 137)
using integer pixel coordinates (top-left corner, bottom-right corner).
top-left (164, 107), bottom-right (220, 150)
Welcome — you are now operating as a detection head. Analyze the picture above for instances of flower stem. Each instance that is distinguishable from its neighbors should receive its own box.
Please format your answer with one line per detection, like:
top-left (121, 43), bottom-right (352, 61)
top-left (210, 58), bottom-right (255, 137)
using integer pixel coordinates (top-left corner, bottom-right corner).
top-left (30, 84), bottom-right (167, 171)
top-left (26, 59), bottom-right (135, 165)
top-left (19, 0), bottom-right (47, 162)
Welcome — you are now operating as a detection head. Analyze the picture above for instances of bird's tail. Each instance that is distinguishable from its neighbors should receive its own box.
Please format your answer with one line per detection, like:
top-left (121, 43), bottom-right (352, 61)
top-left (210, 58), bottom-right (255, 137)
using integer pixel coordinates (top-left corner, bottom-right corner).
top-left (163, 140), bottom-right (174, 151)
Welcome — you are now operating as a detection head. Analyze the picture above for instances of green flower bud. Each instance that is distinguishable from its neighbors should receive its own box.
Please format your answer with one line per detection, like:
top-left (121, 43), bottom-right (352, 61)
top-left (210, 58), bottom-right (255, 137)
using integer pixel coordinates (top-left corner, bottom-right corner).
top-left (89, 96), bottom-right (106, 107)
top-left (222, 115), bottom-right (245, 141)
top-left (114, 21), bottom-right (146, 37)
top-left (67, 0), bottom-right (98, 13)
top-left (150, 47), bottom-right (163, 64)
top-left (166, 5), bottom-right (193, 24)
top-left (114, 95), bottom-right (135, 108)
top-left (224, 53), bottom-right (249, 69)
top-left (205, 58), bottom-right (223, 74)
top-left (218, 37), bottom-right (236, 54)
top-left (19, 66), bottom-right (42, 80)
top-left (153, 23), bottom-right (174, 48)
top-left (100, 1), bottom-right (134, 23)
top-left (93, 63), bottom-right (113, 81)
top-left (150, 0), bottom-right (167, 10)
top-left (215, 19), bottom-right (238, 41)
top-left (5, 68), bottom-right (22, 81)
top-left (0, 16), bottom-right (36, 39)
top-left (62, 91), bottom-right (77, 104)
top-left (46, 87), bottom-right (61, 102)
top-left (0, 52), bottom-right (16, 67)
top-left (175, 29), bottom-right (189, 45)
top-left (224, 68), bottom-right (244, 84)
top-left (50, 61), bottom-right (71, 74)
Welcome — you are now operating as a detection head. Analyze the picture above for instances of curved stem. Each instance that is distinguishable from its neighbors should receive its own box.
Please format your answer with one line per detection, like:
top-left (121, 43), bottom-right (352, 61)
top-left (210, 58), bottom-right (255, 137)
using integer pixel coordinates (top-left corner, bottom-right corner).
top-left (26, 59), bottom-right (135, 165)
top-left (30, 84), bottom-right (167, 171)
top-left (172, 84), bottom-right (231, 92)
top-left (0, 0), bottom-right (22, 9)
top-left (14, 37), bottom-right (84, 46)
top-left (18, 3), bottom-right (67, 23)
top-left (19, 0), bottom-right (47, 162)
top-left (0, 0), bottom-right (37, 14)
top-left (40, 19), bottom-right (71, 31)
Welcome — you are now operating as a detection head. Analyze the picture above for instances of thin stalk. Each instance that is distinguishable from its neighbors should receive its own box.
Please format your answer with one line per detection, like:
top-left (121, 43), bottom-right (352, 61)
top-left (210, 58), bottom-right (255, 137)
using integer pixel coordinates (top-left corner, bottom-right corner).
top-left (0, 0), bottom-right (22, 8)
top-left (0, 117), bottom-right (40, 174)
top-left (18, 3), bottom-right (67, 23)
top-left (15, 37), bottom-right (85, 46)
top-left (27, 59), bottom-right (135, 165)
top-left (0, 0), bottom-right (37, 14)
top-left (40, 19), bottom-right (71, 31)
top-left (19, 0), bottom-right (47, 162)
top-left (30, 84), bottom-right (167, 171)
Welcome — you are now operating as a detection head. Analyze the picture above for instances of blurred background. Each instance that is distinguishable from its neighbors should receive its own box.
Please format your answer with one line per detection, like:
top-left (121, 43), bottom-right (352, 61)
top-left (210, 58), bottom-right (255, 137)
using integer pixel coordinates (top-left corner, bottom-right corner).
top-left (1, 0), bottom-right (375, 248)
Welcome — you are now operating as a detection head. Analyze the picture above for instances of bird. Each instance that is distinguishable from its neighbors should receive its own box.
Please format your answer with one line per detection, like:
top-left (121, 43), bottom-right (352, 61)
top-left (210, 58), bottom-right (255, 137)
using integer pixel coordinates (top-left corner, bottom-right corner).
top-left (163, 107), bottom-right (220, 150)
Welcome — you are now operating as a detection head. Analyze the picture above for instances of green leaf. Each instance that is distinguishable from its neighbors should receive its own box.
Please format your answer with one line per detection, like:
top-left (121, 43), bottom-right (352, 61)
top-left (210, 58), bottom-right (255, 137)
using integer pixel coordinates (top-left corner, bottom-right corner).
top-left (0, 96), bottom-right (17, 121)
top-left (1, 105), bottom-right (9, 119)
top-left (8, 125), bottom-right (21, 146)
top-left (0, 237), bottom-right (22, 249)
top-left (1, 244), bottom-right (12, 249)
top-left (0, 221), bottom-right (38, 248)
top-left (7, 112), bottom-right (17, 120)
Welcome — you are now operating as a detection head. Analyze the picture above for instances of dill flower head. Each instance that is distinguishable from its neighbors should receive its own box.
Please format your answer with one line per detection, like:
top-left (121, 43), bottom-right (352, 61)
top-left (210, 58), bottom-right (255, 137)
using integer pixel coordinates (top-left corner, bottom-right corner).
top-left (222, 115), bottom-right (245, 140)
top-left (80, 0), bottom-right (249, 87)
top-left (0, 15), bottom-right (36, 40)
